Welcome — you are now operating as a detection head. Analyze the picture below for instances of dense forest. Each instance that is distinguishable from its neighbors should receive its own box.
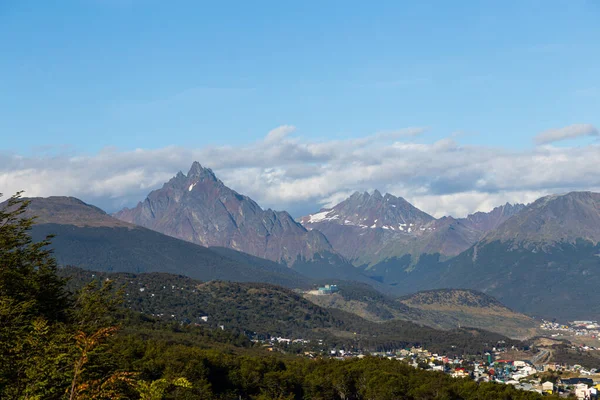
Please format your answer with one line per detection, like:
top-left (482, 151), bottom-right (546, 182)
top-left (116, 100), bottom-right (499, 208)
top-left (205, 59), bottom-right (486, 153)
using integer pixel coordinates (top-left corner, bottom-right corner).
top-left (0, 193), bottom-right (559, 399)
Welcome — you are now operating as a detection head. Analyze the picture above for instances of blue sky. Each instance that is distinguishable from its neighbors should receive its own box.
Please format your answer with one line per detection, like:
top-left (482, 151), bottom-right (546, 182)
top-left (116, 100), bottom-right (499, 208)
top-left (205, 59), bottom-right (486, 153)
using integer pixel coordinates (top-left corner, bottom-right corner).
top-left (1, 0), bottom-right (598, 154)
top-left (1, 1), bottom-right (599, 217)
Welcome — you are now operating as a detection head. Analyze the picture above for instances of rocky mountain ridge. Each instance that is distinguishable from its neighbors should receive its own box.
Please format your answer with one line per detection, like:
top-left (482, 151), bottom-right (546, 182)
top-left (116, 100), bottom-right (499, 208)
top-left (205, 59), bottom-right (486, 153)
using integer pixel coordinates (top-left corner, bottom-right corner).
top-left (481, 191), bottom-right (600, 246)
top-left (114, 162), bottom-right (335, 265)
top-left (301, 190), bottom-right (435, 232)
top-left (300, 191), bottom-right (525, 266)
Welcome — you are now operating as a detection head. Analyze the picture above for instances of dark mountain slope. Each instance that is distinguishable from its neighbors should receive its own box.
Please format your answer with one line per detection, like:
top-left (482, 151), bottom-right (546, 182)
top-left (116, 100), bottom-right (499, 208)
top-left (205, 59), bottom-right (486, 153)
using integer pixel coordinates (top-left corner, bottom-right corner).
top-left (436, 239), bottom-right (600, 320)
top-left (14, 196), bottom-right (312, 288)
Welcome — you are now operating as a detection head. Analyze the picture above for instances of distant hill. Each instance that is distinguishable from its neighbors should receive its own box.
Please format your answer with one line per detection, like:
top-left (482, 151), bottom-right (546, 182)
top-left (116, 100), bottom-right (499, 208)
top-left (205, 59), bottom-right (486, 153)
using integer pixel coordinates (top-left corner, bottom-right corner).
top-left (12, 196), bottom-right (312, 288)
top-left (61, 267), bottom-right (525, 355)
top-left (300, 191), bottom-right (524, 267)
top-left (381, 192), bottom-right (600, 320)
top-left (304, 282), bottom-right (537, 339)
top-left (398, 289), bottom-right (538, 339)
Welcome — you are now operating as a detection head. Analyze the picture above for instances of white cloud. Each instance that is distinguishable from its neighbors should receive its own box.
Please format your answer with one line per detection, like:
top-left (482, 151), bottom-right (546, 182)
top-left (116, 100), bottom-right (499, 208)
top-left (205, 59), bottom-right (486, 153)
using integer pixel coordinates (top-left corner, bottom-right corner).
top-left (534, 124), bottom-right (598, 145)
top-left (1, 125), bottom-right (600, 218)
top-left (405, 190), bottom-right (549, 219)
top-left (264, 125), bottom-right (296, 143)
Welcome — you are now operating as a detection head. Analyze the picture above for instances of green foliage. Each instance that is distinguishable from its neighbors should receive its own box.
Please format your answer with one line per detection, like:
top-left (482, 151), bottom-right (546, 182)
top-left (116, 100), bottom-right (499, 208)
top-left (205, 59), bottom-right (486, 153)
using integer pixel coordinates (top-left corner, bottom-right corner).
top-left (137, 377), bottom-right (192, 400)
top-left (0, 193), bottom-right (129, 399)
top-left (0, 193), bottom-right (74, 398)
top-left (0, 192), bottom-right (70, 322)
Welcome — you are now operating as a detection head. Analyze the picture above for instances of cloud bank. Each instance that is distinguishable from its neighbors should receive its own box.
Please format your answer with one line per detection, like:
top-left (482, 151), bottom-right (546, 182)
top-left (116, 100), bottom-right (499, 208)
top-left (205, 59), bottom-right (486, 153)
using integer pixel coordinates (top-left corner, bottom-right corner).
top-left (534, 124), bottom-right (598, 145)
top-left (2, 125), bottom-right (600, 218)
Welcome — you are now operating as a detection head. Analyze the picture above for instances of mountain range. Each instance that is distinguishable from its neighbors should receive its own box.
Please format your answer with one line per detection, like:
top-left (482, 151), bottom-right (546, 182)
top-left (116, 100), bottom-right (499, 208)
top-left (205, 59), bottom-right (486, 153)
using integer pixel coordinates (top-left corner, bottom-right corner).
top-left (5, 194), bottom-right (534, 337)
top-left (300, 190), bottom-right (525, 266)
top-left (7, 161), bottom-right (600, 321)
top-left (112, 162), bottom-right (379, 286)
top-left (399, 191), bottom-right (600, 319)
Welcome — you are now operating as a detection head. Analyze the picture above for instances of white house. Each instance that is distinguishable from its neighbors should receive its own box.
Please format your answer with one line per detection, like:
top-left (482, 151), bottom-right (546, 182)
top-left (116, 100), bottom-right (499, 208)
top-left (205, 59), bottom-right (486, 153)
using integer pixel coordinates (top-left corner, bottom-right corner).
top-left (542, 381), bottom-right (554, 394)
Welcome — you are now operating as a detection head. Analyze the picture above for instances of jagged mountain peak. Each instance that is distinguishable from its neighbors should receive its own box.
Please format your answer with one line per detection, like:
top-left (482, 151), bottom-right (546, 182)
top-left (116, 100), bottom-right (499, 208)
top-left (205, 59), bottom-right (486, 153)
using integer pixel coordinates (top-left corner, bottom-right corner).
top-left (114, 163), bottom-right (335, 264)
top-left (348, 190), bottom-right (402, 202)
top-left (300, 193), bottom-right (537, 266)
top-left (187, 161), bottom-right (219, 182)
top-left (301, 190), bottom-right (434, 232)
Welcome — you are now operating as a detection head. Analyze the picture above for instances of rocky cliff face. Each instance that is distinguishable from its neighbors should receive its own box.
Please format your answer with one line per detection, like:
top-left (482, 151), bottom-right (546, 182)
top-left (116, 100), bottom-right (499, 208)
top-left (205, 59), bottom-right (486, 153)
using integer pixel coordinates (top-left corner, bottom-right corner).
top-left (114, 162), bottom-right (335, 265)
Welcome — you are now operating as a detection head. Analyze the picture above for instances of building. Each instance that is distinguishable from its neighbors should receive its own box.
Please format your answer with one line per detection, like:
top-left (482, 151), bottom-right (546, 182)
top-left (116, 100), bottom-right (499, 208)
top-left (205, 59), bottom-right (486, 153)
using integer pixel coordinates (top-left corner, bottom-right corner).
top-left (317, 284), bottom-right (339, 295)
top-left (561, 378), bottom-right (594, 387)
top-left (542, 381), bottom-right (554, 394)
top-left (574, 383), bottom-right (596, 400)
top-left (451, 368), bottom-right (468, 378)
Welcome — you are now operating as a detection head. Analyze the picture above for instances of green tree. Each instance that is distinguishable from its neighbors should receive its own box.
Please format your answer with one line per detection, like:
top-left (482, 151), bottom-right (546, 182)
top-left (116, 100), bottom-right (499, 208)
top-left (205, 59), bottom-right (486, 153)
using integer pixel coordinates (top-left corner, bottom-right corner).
top-left (0, 192), bottom-right (132, 399)
top-left (0, 192), bottom-right (70, 321)
top-left (0, 193), bottom-right (73, 398)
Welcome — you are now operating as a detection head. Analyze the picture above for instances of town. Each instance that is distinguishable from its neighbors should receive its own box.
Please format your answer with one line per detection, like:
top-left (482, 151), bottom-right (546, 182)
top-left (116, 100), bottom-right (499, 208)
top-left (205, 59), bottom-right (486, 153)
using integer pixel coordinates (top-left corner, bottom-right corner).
top-left (541, 320), bottom-right (600, 340)
top-left (251, 335), bottom-right (600, 399)
top-left (140, 282), bottom-right (600, 399)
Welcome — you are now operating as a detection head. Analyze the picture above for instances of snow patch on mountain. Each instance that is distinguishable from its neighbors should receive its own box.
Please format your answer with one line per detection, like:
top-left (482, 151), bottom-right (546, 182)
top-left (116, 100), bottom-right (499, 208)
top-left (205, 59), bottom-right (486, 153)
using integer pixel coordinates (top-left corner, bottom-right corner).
top-left (307, 210), bottom-right (340, 223)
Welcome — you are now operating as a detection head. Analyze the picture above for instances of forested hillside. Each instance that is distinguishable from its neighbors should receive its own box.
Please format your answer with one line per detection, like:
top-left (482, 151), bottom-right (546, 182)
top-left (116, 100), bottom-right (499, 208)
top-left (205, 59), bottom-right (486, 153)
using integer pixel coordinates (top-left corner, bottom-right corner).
top-left (61, 267), bottom-right (523, 355)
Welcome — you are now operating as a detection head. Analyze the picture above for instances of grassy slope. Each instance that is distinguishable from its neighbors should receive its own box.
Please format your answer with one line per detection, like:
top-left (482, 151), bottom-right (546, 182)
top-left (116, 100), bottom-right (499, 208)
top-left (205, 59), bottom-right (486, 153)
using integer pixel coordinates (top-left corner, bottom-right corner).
top-left (303, 283), bottom-right (538, 339)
